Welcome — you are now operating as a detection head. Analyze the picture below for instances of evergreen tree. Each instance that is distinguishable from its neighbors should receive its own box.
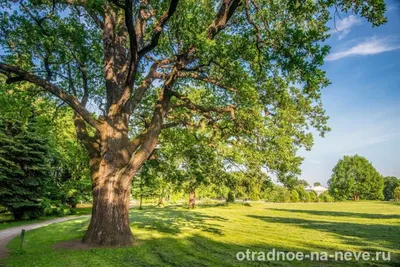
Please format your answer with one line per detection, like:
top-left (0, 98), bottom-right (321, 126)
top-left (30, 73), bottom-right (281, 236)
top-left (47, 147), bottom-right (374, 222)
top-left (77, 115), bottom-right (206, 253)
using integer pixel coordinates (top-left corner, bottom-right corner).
top-left (0, 119), bottom-right (50, 219)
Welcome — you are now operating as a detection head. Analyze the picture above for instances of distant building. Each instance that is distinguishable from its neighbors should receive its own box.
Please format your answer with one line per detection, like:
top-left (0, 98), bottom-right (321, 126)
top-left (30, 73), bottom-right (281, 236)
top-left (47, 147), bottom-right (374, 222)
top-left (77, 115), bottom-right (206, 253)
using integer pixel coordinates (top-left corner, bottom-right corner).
top-left (305, 185), bottom-right (328, 196)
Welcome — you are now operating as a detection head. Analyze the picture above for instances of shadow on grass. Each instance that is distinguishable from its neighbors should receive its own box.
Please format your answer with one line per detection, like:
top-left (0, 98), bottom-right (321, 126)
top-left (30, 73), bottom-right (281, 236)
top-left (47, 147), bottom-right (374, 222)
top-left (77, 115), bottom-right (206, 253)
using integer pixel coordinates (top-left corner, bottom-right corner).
top-left (268, 208), bottom-right (400, 220)
top-left (117, 233), bottom-right (399, 267)
top-left (249, 215), bottom-right (400, 251)
top-left (3, 207), bottom-right (400, 267)
top-left (129, 207), bottom-right (226, 235)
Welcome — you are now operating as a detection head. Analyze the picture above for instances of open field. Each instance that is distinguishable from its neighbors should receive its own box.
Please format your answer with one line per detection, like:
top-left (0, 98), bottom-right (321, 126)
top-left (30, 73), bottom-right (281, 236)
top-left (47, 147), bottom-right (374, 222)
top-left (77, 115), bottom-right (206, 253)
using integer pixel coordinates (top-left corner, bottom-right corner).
top-left (2, 201), bottom-right (400, 266)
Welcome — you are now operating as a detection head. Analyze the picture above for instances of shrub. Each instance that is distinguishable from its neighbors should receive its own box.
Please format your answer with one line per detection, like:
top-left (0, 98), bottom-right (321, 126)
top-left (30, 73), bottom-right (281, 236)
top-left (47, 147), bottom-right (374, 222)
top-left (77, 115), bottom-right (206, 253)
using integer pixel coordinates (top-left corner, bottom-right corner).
top-left (304, 192), bottom-right (311, 203)
top-left (309, 191), bottom-right (318, 202)
top-left (291, 190), bottom-right (299, 203)
top-left (226, 191), bottom-right (235, 203)
top-left (393, 186), bottom-right (400, 202)
top-left (265, 186), bottom-right (291, 203)
top-left (319, 192), bottom-right (334, 202)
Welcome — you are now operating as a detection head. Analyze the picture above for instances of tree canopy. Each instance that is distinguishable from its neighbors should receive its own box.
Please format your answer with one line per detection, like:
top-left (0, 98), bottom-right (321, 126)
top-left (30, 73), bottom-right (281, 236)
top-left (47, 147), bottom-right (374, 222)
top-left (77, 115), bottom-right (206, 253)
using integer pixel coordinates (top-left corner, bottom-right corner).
top-left (328, 155), bottom-right (384, 201)
top-left (383, 176), bottom-right (400, 201)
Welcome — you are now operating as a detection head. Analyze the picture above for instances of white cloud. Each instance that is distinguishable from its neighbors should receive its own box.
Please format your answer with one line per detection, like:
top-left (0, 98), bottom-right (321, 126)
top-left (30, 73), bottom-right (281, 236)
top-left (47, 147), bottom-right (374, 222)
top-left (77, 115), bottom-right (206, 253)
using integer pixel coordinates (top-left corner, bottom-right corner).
top-left (326, 36), bottom-right (400, 61)
top-left (329, 15), bottom-right (361, 40)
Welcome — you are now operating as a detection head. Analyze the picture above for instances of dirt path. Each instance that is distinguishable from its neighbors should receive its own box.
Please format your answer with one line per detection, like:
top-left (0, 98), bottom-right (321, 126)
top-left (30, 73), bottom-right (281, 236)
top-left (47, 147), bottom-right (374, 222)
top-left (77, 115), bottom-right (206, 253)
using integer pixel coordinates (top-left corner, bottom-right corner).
top-left (0, 216), bottom-right (89, 260)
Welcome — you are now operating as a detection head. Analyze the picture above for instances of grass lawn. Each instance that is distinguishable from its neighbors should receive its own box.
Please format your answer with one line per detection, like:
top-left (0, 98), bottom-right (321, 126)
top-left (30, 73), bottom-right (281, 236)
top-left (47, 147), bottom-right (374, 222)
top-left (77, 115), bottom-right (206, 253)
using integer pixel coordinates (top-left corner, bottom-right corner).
top-left (2, 201), bottom-right (400, 266)
top-left (0, 205), bottom-right (92, 231)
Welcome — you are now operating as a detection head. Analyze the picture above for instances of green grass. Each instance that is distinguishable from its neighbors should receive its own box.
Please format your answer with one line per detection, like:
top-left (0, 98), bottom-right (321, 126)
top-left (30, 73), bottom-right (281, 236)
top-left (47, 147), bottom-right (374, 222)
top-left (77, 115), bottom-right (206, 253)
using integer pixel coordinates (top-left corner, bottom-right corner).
top-left (0, 206), bottom-right (92, 231)
top-left (2, 202), bottom-right (400, 266)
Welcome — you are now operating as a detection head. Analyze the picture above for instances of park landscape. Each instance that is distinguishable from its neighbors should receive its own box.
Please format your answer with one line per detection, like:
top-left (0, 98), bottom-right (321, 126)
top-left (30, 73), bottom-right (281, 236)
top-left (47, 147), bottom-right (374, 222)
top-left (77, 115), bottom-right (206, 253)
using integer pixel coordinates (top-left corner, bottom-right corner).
top-left (0, 0), bottom-right (400, 266)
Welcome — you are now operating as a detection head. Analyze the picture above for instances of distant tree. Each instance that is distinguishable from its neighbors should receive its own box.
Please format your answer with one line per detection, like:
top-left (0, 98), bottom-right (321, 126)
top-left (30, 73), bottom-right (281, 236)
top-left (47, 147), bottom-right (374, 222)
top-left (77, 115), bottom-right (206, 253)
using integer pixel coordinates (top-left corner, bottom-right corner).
top-left (264, 185), bottom-right (291, 203)
top-left (319, 191), bottom-right (334, 202)
top-left (226, 191), bottom-right (235, 203)
top-left (393, 186), bottom-right (400, 202)
top-left (303, 192), bottom-right (311, 203)
top-left (0, 119), bottom-right (51, 219)
top-left (1, 85), bottom-right (92, 210)
top-left (309, 191), bottom-right (318, 202)
top-left (297, 180), bottom-right (310, 187)
top-left (328, 155), bottom-right (384, 201)
top-left (290, 190), bottom-right (300, 203)
top-left (294, 185), bottom-right (308, 202)
top-left (383, 176), bottom-right (400, 201)
top-left (313, 182), bottom-right (321, 187)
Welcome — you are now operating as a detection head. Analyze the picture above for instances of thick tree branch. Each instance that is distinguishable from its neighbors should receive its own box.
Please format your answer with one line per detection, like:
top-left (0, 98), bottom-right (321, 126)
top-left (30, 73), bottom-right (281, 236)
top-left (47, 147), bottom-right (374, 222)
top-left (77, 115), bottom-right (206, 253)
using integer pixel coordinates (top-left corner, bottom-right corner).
top-left (0, 63), bottom-right (102, 130)
top-left (130, 62), bottom-right (166, 112)
top-left (138, 0), bottom-right (179, 59)
top-left (207, 0), bottom-right (242, 39)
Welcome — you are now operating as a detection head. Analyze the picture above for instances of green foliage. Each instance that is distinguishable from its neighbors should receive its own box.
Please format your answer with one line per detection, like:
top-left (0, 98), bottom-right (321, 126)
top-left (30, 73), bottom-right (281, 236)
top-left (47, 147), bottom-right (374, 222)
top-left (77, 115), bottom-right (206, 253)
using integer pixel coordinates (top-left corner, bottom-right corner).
top-left (0, 118), bottom-right (50, 219)
top-left (0, 83), bottom-right (91, 216)
top-left (265, 185), bottom-right (291, 203)
top-left (304, 192), bottom-right (311, 203)
top-left (319, 191), bottom-right (334, 202)
top-left (328, 155), bottom-right (384, 201)
top-left (290, 190), bottom-right (300, 203)
top-left (383, 176), bottom-right (400, 201)
top-left (294, 185), bottom-right (308, 202)
top-left (0, 0), bottom-right (387, 197)
top-left (226, 191), bottom-right (235, 203)
top-left (313, 182), bottom-right (321, 186)
top-left (297, 180), bottom-right (309, 187)
top-left (393, 186), bottom-right (400, 202)
top-left (309, 191), bottom-right (319, 203)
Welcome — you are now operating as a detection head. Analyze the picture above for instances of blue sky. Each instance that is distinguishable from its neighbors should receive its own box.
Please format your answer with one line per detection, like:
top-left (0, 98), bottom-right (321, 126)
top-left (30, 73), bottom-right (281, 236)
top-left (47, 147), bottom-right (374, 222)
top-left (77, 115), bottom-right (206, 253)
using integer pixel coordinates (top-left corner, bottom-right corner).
top-left (299, 0), bottom-right (400, 186)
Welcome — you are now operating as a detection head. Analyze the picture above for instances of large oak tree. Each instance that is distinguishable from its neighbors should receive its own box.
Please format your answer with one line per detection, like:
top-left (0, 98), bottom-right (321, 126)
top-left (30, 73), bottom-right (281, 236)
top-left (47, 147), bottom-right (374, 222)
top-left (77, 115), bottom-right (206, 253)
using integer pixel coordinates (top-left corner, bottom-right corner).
top-left (0, 0), bottom-right (386, 246)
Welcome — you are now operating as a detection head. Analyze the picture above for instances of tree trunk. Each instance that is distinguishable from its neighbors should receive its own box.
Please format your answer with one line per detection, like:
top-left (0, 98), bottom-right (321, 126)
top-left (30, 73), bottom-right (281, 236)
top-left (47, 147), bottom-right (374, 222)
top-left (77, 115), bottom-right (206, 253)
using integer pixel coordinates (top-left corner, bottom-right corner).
top-left (139, 194), bottom-right (143, 210)
top-left (189, 191), bottom-right (196, 209)
top-left (81, 118), bottom-right (138, 246)
top-left (157, 196), bottom-right (164, 206)
top-left (82, 171), bottom-right (134, 246)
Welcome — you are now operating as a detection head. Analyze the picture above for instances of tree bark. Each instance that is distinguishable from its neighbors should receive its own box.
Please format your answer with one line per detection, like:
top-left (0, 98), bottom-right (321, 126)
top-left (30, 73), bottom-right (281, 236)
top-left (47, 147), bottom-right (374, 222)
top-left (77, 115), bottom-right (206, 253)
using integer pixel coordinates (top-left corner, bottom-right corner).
top-left (81, 119), bottom-right (138, 246)
top-left (82, 172), bottom-right (134, 246)
top-left (189, 190), bottom-right (196, 209)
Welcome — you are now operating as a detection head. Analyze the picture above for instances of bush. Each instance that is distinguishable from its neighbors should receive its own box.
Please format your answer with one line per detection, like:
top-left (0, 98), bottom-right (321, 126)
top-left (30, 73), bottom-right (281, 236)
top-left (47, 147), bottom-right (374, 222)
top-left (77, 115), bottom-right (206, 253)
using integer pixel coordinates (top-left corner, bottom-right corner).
top-left (295, 186), bottom-right (308, 202)
top-left (394, 186), bottom-right (400, 201)
top-left (319, 192), bottom-right (334, 202)
top-left (291, 190), bottom-right (300, 203)
top-left (12, 205), bottom-right (44, 220)
top-left (304, 192), bottom-right (311, 203)
top-left (265, 186), bottom-right (291, 203)
top-left (53, 204), bottom-right (72, 216)
top-left (226, 191), bottom-right (235, 203)
top-left (309, 191), bottom-right (318, 202)
top-left (41, 199), bottom-right (72, 216)
top-left (26, 207), bottom-right (44, 219)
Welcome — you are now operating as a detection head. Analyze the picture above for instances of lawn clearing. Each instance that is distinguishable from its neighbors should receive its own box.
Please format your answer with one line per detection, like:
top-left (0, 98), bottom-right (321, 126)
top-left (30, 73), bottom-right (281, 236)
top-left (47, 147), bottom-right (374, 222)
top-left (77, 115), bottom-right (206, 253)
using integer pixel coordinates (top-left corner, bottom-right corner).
top-left (2, 202), bottom-right (400, 266)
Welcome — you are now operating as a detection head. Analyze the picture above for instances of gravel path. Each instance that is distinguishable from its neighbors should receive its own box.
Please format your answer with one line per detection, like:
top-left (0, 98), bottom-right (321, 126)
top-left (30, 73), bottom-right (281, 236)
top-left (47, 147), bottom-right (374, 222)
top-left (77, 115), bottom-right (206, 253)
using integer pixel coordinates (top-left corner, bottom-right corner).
top-left (0, 216), bottom-right (89, 260)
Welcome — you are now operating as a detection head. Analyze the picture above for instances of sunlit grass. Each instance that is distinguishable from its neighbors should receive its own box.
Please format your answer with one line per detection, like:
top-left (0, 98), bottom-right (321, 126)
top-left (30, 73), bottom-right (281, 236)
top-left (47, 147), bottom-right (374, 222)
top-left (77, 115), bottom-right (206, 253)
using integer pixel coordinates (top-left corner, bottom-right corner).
top-left (3, 202), bottom-right (400, 266)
